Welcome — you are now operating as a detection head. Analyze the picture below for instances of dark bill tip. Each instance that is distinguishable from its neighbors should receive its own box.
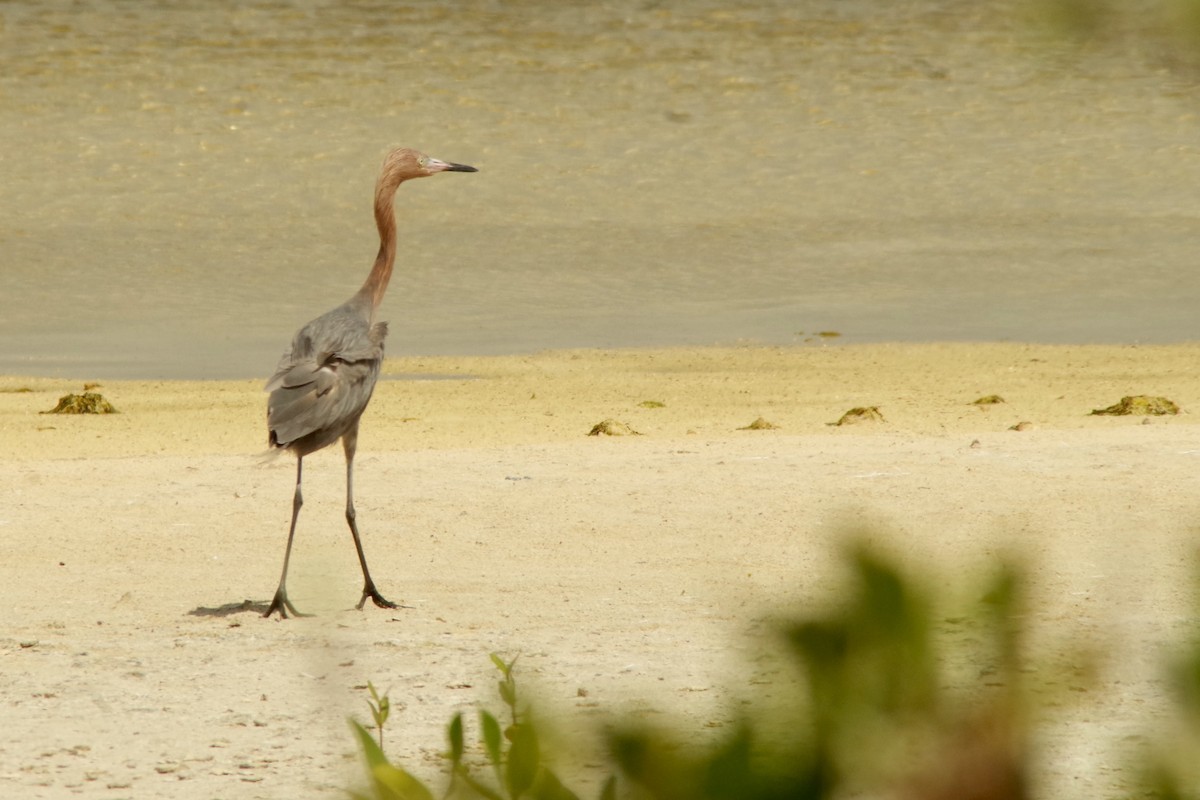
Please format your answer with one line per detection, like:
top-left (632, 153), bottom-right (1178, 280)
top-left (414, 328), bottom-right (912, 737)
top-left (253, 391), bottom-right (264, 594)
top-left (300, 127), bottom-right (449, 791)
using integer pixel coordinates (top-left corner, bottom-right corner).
top-left (445, 162), bottom-right (478, 172)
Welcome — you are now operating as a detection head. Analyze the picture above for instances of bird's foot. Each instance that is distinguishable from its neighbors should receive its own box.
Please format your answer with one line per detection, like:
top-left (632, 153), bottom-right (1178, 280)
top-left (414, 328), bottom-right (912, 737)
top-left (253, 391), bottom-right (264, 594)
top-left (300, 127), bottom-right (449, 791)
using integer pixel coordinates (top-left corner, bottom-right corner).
top-left (264, 586), bottom-right (310, 619)
top-left (357, 582), bottom-right (400, 611)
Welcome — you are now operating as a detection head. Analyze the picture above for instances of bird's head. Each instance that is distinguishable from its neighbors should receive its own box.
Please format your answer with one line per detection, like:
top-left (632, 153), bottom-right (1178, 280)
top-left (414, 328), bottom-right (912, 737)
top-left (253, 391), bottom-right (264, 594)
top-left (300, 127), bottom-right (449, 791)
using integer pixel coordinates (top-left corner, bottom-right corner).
top-left (381, 147), bottom-right (478, 184)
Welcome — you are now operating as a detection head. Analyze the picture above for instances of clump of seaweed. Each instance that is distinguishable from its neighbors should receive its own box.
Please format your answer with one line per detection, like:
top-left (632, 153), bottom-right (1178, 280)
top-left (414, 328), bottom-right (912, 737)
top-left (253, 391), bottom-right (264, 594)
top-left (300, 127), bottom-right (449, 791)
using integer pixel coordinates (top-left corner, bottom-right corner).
top-left (588, 419), bottom-right (641, 436)
top-left (973, 395), bottom-right (1006, 406)
top-left (42, 391), bottom-right (118, 415)
top-left (797, 330), bottom-right (843, 343)
top-left (1090, 395), bottom-right (1179, 417)
top-left (831, 406), bottom-right (885, 426)
top-left (739, 417), bottom-right (779, 430)
top-left (638, 400), bottom-right (666, 409)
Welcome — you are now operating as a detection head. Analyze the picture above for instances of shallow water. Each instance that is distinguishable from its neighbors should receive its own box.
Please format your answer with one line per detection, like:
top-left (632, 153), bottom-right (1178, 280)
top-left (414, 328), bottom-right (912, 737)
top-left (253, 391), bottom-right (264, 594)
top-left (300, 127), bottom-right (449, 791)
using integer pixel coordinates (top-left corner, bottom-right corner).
top-left (3, 0), bottom-right (1200, 379)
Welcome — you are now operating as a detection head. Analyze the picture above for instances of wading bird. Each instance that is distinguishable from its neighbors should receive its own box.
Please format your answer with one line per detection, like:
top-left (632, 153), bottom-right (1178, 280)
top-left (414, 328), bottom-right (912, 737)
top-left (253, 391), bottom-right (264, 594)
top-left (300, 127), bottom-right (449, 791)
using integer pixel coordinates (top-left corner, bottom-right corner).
top-left (262, 147), bottom-right (477, 619)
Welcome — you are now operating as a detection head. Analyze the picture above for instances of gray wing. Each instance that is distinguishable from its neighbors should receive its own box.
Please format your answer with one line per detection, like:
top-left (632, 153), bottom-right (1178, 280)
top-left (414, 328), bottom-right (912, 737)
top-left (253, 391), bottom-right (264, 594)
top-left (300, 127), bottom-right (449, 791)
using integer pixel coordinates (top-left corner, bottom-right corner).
top-left (266, 314), bottom-right (388, 453)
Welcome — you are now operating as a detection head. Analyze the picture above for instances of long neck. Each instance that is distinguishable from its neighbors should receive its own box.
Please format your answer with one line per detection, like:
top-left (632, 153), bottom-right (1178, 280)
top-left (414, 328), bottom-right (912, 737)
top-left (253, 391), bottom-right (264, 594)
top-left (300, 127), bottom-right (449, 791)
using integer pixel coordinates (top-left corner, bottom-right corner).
top-left (356, 176), bottom-right (401, 316)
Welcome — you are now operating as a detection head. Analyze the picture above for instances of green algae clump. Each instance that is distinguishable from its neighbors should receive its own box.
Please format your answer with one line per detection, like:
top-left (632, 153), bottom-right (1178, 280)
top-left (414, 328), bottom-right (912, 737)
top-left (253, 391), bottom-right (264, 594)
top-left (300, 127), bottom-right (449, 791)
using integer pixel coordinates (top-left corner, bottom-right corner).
top-left (1090, 395), bottom-right (1179, 417)
top-left (588, 419), bottom-right (641, 436)
top-left (739, 417), bottom-right (779, 430)
top-left (831, 406), bottom-right (885, 426)
top-left (42, 392), bottom-right (118, 415)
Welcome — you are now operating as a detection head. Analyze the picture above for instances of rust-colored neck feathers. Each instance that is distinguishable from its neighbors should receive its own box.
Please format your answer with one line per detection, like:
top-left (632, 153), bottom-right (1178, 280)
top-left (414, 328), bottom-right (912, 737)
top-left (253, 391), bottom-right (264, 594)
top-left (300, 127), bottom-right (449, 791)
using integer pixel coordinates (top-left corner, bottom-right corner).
top-left (357, 163), bottom-right (406, 316)
top-left (350, 146), bottom-right (477, 318)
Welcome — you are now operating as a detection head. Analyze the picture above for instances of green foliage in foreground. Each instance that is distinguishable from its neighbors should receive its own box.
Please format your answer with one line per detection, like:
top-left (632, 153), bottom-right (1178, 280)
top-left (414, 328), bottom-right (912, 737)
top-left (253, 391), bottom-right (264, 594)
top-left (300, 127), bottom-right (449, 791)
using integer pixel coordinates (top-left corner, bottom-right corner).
top-left (349, 545), bottom-right (1200, 800)
top-left (1138, 567), bottom-right (1200, 800)
top-left (350, 653), bottom-right (602, 800)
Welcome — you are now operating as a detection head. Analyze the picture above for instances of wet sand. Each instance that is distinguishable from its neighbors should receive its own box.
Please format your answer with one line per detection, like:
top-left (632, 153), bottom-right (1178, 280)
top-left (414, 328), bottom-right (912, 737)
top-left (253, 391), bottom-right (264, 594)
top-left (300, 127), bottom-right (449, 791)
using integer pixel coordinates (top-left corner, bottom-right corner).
top-left (3, 342), bottom-right (1200, 798)
top-left (7, 1), bottom-right (1200, 377)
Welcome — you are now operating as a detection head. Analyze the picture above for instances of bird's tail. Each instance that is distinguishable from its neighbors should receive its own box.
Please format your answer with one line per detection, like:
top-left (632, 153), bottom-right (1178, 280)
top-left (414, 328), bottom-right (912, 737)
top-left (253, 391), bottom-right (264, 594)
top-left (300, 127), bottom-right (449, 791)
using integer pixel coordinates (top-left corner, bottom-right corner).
top-left (256, 444), bottom-right (289, 466)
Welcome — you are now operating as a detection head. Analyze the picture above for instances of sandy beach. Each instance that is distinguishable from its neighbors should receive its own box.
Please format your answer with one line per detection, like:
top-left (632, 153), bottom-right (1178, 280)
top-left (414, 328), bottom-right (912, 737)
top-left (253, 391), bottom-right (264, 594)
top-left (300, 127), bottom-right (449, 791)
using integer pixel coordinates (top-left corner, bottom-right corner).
top-left (3, 342), bottom-right (1200, 798)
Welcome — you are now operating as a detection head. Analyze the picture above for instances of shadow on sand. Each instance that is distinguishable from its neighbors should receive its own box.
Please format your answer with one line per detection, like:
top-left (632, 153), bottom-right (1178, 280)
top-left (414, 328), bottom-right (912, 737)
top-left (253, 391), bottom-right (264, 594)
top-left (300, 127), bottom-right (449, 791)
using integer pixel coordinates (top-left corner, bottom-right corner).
top-left (187, 599), bottom-right (271, 617)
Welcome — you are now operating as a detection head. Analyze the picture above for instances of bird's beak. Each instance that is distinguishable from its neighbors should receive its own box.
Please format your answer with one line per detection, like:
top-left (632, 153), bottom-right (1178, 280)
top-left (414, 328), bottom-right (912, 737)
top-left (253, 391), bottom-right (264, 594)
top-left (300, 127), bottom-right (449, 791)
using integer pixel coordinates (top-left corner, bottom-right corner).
top-left (427, 157), bottom-right (478, 173)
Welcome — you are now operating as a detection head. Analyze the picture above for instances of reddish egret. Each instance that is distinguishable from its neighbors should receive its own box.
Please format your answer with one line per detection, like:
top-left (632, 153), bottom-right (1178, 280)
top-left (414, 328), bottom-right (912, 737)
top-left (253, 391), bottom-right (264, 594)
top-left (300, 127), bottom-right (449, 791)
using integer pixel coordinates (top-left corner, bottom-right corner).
top-left (263, 147), bottom-right (477, 619)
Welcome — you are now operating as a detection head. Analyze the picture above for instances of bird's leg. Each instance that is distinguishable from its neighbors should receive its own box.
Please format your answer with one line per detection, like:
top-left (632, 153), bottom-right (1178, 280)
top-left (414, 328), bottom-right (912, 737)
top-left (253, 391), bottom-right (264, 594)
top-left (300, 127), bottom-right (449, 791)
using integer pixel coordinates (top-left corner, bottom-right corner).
top-left (264, 456), bottom-right (311, 619)
top-left (343, 425), bottom-right (399, 611)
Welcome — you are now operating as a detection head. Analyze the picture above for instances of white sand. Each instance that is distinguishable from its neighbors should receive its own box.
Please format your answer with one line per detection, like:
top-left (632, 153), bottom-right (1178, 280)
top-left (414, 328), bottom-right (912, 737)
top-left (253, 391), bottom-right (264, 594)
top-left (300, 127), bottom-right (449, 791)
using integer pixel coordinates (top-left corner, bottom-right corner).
top-left (3, 343), bottom-right (1199, 798)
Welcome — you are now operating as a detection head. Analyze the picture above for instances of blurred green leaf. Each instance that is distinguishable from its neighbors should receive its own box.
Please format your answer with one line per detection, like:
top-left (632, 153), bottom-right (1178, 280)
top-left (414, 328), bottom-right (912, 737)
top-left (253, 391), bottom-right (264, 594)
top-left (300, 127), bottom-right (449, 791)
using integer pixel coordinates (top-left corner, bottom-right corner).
top-left (459, 771), bottom-right (507, 800)
top-left (786, 618), bottom-right (849, 734)
top-left (499, 680), bottom-right (517, 709)
top-left (481, 709), bottom-right (504, 766)
top-left (352, 720), bottom-right (389, 772)
top-left (852, 548), bottom-right (935, 707)
top-left (448, 712), bottom-right (465, 766)
top-left (506, 722), bottom-right (540, 799)
top-left (532, 767), bottom-right (581, 800)
top-left (609, 730), bottom-right (691, 799)
top-left (1140, 760), bottom-right (1188, 800)
top-left (474, 721), bottom-right (506, 800)
top-left (350, 720), bottom-right (434, 800)
top-left (787, 619), bottom-right (848, 671)
top-left (980, 562), bottom-right (1024, 678)
top-left (608, 731), bottom-right (647, 782)
top-left (490, 652), bottom-right (512, 677)
top-left (372, 762), bottom-right (436, 800)
top-left (702, 726), bottom-right (752, 799)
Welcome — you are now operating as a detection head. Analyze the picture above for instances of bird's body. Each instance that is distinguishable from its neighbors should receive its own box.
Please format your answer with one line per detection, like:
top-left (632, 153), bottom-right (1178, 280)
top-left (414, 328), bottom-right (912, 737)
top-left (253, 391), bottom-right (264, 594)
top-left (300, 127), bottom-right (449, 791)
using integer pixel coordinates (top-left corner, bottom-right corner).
top-left (263, 147), bottom-right (477, 619)
top-left (266, 301), bottom-right (386, 457)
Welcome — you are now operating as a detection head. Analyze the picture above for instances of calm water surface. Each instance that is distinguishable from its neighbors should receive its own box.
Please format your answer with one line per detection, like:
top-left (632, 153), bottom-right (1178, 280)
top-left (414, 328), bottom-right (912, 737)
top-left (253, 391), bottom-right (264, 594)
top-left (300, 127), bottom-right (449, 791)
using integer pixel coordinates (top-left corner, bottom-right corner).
top-left (3, 1), bottom-right (1200, 378)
